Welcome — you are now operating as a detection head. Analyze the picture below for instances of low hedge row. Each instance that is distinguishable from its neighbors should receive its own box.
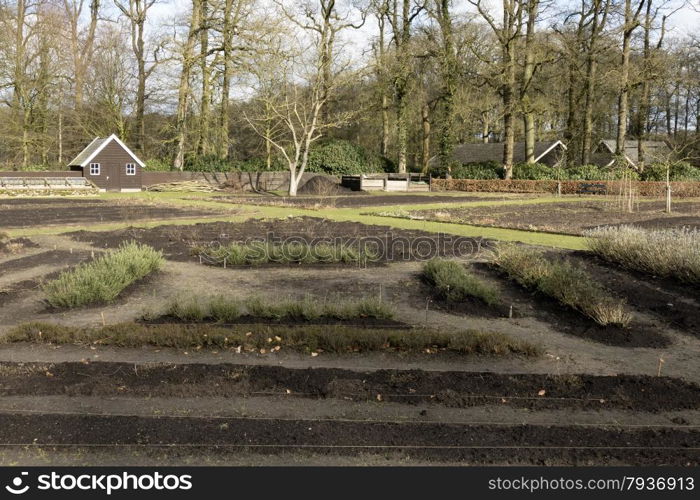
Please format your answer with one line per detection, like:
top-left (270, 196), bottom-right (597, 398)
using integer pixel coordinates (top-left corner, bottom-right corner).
top-left (431, 179), bottom-right (700, 197)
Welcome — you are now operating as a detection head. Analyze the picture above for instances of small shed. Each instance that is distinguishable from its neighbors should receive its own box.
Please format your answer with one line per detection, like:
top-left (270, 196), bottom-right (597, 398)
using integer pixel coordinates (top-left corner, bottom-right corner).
top-left (68, 134), bottom-right (144, 192)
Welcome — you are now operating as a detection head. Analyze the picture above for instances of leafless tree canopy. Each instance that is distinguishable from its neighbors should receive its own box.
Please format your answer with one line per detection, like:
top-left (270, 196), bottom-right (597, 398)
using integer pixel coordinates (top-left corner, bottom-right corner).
top-left (0, 0), bottom-right (698, 175)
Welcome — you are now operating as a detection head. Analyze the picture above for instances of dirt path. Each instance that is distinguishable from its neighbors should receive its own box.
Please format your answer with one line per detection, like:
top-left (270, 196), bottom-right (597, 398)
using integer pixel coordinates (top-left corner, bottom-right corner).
top-left (1, 251), bottom-right (698, 382)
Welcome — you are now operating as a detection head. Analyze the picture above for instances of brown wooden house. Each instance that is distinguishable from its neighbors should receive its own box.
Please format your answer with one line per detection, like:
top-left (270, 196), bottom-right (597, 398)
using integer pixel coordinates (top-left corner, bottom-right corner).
top-left (68, 134), bottom-right (144, 191)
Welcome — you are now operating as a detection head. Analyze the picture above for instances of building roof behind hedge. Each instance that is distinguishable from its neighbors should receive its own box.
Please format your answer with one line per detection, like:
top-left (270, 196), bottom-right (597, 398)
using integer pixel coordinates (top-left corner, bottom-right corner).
top-left (446, 141), bottom-right (566, 166)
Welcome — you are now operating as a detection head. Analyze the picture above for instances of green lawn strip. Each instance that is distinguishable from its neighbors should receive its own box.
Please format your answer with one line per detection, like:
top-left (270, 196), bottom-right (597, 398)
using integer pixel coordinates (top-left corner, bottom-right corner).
top-left (318, 207), bottom-right (587, 250)
top-left (6, 192), bottom-right (586, 249)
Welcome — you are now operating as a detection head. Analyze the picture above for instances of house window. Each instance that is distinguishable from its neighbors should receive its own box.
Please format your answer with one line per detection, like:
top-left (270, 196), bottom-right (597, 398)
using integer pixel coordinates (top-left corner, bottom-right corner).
top-left (126, 163), bottom-right (136, 176)
top-left (89, 163), bottom-right (100, 175)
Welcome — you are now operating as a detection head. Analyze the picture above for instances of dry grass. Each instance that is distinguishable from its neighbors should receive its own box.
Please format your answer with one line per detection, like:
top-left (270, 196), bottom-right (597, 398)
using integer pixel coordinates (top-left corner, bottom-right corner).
top-left (42, 241), bottom-right (164, 308)
top-left (4, 322), bottom-right (542, 357)
top-left (422, 259), bottom-right (500, 306)
top-left (585, 226), bottom-right (700, 285)
top-left (493, 244), bottom-right (632, 327)
top-left (147, 294), bottom-right (396, 323)
top-left (192, 241), bottom-right (378, 266)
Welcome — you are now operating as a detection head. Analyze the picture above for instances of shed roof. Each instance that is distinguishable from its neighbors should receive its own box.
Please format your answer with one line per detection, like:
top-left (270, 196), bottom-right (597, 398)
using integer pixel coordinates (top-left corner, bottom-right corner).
top-left (596, 140), bottom-right (672, 167)
top-left (447, 140), bottom-right (566, 165)
top-left (68, 134), bottom-right (145, 168)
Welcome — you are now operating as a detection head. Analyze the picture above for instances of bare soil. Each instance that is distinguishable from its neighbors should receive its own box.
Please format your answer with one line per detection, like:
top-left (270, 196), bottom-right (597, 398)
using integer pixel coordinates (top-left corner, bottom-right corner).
top-left (0, 412), bottom-right (695, 465)
top-left (1, 361), bottom-right (697, 412)
top-left (407, 200), bottom-right (700, 235)
top-left (1, 203), bottom-right (700, 465)
top-left (68, 216), bottom-right (486, 263)
top-left (0, 198), bottom-right (222, 228)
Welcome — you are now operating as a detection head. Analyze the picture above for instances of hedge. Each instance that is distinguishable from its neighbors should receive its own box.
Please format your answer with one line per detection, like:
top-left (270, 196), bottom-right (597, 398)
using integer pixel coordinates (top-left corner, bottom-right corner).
top-left (183, 139), bottom-right (393, 175)
top-left (431, 179), bottom-right (700, 197)
top-left (305, 139), bottom-right (394, 175)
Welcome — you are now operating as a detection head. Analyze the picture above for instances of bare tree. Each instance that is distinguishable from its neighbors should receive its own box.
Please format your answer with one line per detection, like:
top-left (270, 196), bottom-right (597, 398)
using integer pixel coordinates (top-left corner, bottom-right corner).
top-left (173, 0), bottom-right (202, 171)
top-left (386, 0), bottom-right (424, 173)
top-left (246, 1), bottom-right (358, 195)
top-left (114, 0), bottom-right (162, 153)
top-left (614, 0), bottom-right (646, 158)
top-left (63, 0), bottom-right (100, 109)
top-left (469, 0), bottom-right (524, 179)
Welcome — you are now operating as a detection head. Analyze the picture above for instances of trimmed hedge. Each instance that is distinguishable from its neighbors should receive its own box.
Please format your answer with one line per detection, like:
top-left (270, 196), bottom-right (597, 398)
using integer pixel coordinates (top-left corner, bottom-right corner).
top-left (640, 162), bottom-right (700, 182)
top-left (306, 139), bottom-right (394, 175)
top-left (432, 179), bottom-right (700, 197)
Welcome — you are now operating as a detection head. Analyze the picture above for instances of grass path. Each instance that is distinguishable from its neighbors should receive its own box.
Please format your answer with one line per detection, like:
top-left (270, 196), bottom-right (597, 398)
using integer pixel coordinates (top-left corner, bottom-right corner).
top-left (5, 192), bottom-right (587, 250)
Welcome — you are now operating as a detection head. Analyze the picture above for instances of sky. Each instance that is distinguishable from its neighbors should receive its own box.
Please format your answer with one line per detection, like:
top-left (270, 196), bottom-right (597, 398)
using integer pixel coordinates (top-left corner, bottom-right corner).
top-left (143, 0), bottom-right (700, 53)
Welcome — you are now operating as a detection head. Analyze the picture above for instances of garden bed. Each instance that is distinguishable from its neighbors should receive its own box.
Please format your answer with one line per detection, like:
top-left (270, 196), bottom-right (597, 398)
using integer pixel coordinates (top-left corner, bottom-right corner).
top-left (0, 198), bottom-right (221, 228)
top-left (69, 217), bottom-right (487, 263)
top-left (0, 361), bottom-right (697, 412)
top-left (393, 200), bottom-right (700, 236)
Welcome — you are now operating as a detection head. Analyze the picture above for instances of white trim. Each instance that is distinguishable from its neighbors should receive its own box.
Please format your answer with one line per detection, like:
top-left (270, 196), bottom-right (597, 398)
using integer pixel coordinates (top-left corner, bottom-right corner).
top-left (125, 163), bottom-right (136, 175)
top-left (120, 188), bottom-right (142, 192)
top-left (67, 137), bottom-right (100, 166)
top-left (89, 163), bottom-right (101, 175)
top-left (75, 134), bottom-right (145, 168)
top-left (533, 140), bottom-right (567, 163)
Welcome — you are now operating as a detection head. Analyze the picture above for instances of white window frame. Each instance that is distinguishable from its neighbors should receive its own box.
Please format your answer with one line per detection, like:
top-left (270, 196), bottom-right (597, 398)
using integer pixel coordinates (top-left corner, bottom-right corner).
top-left (89, 163), bottom-right (100, 175)
top-left (126, 163), bottom-right (136, 176)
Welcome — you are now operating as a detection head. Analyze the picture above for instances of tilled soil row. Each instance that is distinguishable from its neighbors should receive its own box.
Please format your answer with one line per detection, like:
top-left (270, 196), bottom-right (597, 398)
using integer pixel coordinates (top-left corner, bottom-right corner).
top-left (0, 202), bottom-right (218, 229)
top-left (1, 361), bottom-right (698, 412)
top-left (68, 217), bottom-right (488, 262)
top-left (0, 412), bottom-right (696, 465)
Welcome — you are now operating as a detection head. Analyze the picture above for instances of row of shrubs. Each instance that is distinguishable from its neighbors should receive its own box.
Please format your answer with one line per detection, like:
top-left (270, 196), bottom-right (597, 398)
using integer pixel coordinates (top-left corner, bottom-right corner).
top-left (192, 241), bottom-right (378, 267)
top-left (43, 242), bottom-right (164, 308)
top-left (439, 161), bottom-right (700, 182)
top-left (492, 246), bottom-right (632, 327)
top-left (6, 321), bottom-right (540, 356)
top-left (585, 226), bottom-right (700, 285)
top-left (423, 252), bottom-right (632, 328)
top-left (150, 294), bottom-right (395, 323)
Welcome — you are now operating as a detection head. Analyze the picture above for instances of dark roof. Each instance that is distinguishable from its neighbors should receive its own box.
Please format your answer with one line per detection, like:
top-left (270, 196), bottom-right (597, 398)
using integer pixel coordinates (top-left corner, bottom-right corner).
top-left (596, 140), bottom-right (672, 166)
top-left (447, 141), bottom-right (566, 165)
top-left (67, 134), bottom-right (145, 168)
top-left (68, 137), bottom-right (109, 167)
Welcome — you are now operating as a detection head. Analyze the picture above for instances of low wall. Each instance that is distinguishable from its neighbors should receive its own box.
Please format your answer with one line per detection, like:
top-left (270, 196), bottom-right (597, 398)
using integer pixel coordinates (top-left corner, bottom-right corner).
top-left (432, 179), bottom-right (700, 198)
top-left (141, 171), bottom-right (334, 192)
top-left (0, 171), bottom-right (82, 178)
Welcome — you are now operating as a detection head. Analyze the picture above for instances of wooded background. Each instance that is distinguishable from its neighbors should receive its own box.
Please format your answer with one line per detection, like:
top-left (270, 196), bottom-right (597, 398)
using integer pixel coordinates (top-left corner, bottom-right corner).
top-left (0, 0), bottom-right (698, 178)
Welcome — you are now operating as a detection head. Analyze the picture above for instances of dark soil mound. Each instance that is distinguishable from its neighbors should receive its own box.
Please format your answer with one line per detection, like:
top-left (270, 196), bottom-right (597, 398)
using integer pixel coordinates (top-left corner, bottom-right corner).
top-left (298, 175), bottom-right (352, 195)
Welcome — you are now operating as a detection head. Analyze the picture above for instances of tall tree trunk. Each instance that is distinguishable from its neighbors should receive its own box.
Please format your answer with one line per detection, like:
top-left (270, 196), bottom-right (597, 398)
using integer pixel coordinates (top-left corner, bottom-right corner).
top-left (198, 0), bottom-right (211, 155)
top-left (636, 0), bottom-right (658, 172)
top-left (582, 0), bottom-right (609, 165)
top-left (481, 112), bottom-right (489, 143)
top-left (377, 11), bottom-right (390, 157)
top-left (381, 94), bottom-right (390, 156)
top-left (390, 0), bottom-right (414, 174)
top-left (521, 0), bottom-right (538, 164)
top-left (435, 0), bottom-right (457, 174)
top-left (219, 0), bottom-right (235, 159)
top-left (502, 43), bottom-right (516, 178)
top-left (174, 0), bottom-right (201, 171)
top-left (421, 102), bottom-right (430, 172)
top-left (135, 21), bottom-right (146, 153)
top-left (615, 0), bottom-right (645, 158)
